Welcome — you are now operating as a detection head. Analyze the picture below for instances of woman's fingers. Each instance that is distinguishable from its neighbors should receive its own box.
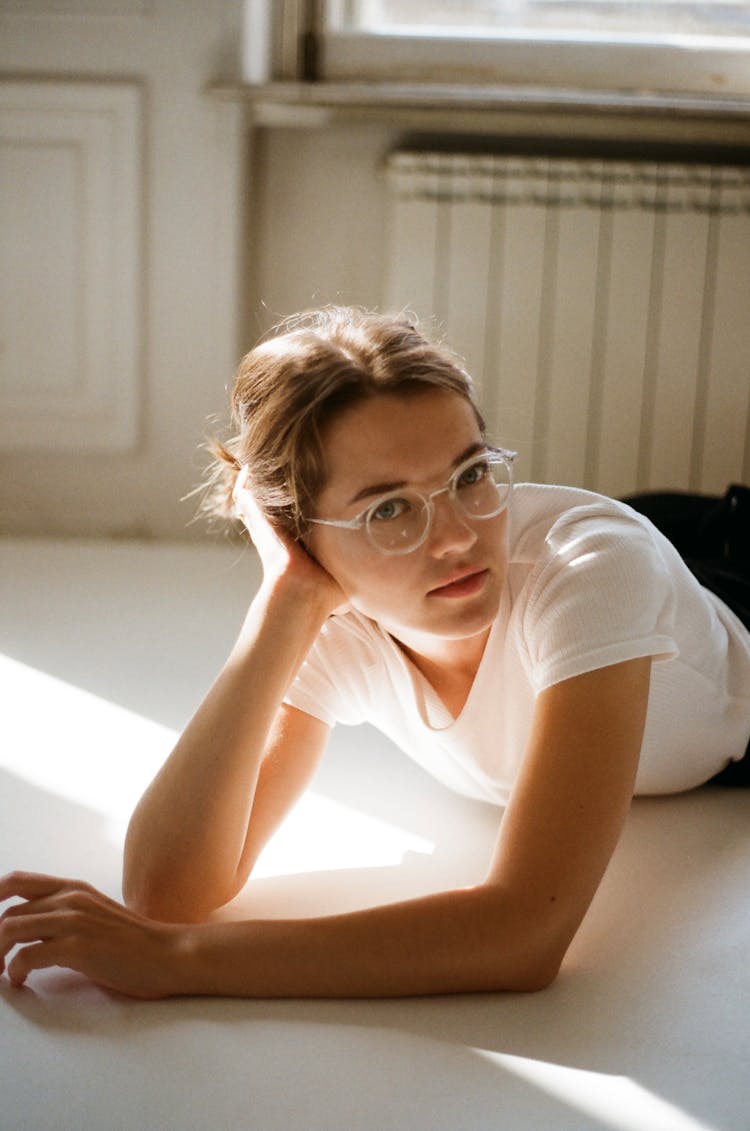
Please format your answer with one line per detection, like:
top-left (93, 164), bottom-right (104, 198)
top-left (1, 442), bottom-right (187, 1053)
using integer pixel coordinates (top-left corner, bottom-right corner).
top-left (0, 877), bottom-right (93, 976)
top-left (231, 477), bottom-right (347, 608)
top-left (6, 941), bottom-right (65, 987)
top-left (2, 927), bottom-right (71, 990)
top-left (0, 870), bottom-right (92, 904)
top-left (0, 906), bottom-right (63, 980)
top-left (0, 872), bottom-right (82, 974)
top-left (2, 895), bottom-right (64, 920)
top-left (0, 872), bottom-right (179, 998)
top-left (1, 907), bottom-right (66, 939)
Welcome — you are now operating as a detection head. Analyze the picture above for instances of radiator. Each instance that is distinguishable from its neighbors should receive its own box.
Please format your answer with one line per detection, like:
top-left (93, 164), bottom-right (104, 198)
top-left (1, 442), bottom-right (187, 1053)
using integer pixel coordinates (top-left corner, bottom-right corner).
top-left (383, 152), bottom-right (750, 498)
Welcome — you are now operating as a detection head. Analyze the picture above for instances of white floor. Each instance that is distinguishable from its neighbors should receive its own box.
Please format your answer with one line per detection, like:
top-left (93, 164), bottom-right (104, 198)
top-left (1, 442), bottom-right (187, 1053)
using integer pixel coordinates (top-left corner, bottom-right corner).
top-left (1, 536), bottom-right (749, 1131)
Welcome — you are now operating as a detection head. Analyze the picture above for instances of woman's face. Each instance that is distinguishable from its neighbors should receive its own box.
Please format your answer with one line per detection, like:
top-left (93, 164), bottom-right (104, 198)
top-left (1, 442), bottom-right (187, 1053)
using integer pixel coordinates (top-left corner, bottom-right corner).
top-left (307, 388), bottom-right (509, 656)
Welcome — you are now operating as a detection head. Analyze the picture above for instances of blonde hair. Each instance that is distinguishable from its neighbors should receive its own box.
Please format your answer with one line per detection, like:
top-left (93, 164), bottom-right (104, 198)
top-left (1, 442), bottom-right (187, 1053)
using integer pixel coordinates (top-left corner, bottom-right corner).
top-left (200, 306), bottom-right (485, 538)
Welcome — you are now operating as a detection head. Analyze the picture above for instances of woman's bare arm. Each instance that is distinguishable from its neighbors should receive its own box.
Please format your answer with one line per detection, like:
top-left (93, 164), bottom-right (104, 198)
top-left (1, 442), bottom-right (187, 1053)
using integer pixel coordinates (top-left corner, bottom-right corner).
top-left (121, 597), bottom-right (332, 921)
top-left (122, 479), bottom-right (344, 923)
top-left (1, 656), bottom-right (651, 997)
top-left (172, 655), bottom-right (652, 997)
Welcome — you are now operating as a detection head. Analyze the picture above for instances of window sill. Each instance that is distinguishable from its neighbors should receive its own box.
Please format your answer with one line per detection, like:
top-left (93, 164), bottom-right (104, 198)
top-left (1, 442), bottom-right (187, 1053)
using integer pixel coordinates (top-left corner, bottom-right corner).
top-left (210, 80), bottom-right (750, 145)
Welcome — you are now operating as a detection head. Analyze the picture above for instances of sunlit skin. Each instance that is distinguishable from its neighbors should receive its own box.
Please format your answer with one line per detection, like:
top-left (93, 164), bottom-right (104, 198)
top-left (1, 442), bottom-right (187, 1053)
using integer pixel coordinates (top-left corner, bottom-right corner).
top-left (0, 386), bottom-right (652, 1000)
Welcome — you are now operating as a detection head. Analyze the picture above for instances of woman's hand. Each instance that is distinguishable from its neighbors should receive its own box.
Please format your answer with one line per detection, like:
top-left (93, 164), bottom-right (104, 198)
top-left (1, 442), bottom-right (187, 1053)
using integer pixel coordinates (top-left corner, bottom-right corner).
top-left (0, 872), bottom-right (183, 999)
top-left (232, 466), bottom-right (348, 617)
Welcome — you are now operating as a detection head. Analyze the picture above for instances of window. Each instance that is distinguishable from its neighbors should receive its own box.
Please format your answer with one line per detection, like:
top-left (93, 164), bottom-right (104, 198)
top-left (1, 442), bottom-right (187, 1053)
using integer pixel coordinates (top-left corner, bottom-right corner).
top-left (318, 1), bottom-right (750, 99)
top-left (332, 2), bottom-right (750, 38)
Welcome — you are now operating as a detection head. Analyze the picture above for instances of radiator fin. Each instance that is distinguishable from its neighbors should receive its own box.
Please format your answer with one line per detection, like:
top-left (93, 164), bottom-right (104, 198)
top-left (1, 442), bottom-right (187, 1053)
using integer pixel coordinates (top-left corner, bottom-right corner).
top-left (383, 153), bottom-right (750, 496)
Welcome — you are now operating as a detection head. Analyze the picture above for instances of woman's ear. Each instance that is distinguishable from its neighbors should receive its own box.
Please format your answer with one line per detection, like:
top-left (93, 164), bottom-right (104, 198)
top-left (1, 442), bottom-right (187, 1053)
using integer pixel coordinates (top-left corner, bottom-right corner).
top-left (231, 464), bottom-right (251, 519)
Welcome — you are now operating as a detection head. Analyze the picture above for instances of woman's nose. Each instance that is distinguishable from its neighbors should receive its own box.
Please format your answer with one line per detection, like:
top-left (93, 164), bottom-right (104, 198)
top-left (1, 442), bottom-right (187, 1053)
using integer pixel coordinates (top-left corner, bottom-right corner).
top-left (427, 494), bottom-right (478, 555)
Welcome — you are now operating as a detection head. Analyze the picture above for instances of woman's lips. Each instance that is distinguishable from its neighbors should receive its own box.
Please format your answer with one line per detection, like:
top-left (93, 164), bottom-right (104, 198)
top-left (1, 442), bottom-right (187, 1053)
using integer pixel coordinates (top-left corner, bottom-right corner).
top-left (427, 568), bottom-right (489, 599)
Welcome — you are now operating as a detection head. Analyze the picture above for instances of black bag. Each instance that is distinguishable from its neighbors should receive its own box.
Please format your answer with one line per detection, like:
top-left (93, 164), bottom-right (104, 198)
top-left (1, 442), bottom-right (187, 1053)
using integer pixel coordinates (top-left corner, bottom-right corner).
top-left (621, 483), bottom-right (750, 785)
top-left (622, 483), bottom-right (750, 626)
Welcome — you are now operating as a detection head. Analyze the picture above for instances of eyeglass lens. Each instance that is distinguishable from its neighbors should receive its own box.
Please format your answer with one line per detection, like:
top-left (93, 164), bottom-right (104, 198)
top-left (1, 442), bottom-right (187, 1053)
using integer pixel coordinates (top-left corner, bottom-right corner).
top-left (366, 456), bottom-right (511, 554)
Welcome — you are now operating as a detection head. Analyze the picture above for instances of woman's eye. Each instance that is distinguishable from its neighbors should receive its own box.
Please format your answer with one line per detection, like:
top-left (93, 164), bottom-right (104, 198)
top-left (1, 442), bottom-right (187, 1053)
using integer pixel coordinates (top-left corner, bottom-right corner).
top-left (371, 497), bottom-right (410, 522)
top-left (457, 460), bottom-right (488, 488)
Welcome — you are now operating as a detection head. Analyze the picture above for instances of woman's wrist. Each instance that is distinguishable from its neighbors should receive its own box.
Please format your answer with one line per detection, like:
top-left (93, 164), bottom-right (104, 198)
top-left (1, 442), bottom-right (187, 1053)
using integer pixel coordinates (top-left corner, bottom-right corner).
top-left (162, 923), bottom-right (202, 996)
top-left (166, 922), bottom-right (250, 998)
top-left (225, 575), bottom-right (333, 679)
top-left (261, 571), bottom-right (340, 620)
top-left (242, 575), bottom-right (333, 642)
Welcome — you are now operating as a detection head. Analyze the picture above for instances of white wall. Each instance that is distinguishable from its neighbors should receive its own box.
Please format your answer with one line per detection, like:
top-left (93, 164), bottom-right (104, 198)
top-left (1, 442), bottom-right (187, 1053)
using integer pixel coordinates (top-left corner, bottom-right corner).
top-left (0, 0), bottom-right (248, 540)
top-left (0, 0), bottom-right (400, 540)
top-left (248, 122), bottom-right (392, 328)
top-left (3, 2), bottom-right (747, 539)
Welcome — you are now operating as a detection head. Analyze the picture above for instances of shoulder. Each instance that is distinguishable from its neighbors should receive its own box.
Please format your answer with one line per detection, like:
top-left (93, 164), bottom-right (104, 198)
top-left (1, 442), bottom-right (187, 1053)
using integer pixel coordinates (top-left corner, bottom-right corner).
top-left (305, 608), bottom-right (394, 673)
top-left (508, 482), bottom-right (664, 565)
top-left (507, 484), bottom-right (679, 690)
top-left (285, 610), bottom-right (395, 727)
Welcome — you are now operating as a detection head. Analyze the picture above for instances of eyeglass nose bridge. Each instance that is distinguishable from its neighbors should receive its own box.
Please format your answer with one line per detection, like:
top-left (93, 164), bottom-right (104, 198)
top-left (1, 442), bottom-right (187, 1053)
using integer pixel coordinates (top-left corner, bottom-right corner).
top-left (420, 480), bottom-right (478, 542)
top-left (425, 481), bottom-right (452, 509)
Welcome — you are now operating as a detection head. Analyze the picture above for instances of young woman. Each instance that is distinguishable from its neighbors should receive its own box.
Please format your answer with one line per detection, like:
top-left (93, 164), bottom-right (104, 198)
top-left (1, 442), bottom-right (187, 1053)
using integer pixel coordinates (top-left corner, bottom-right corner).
top-left (2, 307), bottom-right (749, 999)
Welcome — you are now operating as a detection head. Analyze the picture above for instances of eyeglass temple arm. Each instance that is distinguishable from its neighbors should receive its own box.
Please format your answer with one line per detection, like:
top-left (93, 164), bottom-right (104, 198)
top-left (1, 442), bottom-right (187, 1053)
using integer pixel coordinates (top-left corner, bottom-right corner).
top-left (309, 516), bottom-right (362, 530)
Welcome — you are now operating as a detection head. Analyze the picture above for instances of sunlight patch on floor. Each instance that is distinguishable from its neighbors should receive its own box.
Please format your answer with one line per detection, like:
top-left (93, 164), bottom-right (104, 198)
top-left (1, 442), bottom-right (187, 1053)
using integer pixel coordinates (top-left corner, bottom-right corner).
top-left (1, 654), bottom-right (434, 871)
top-left (474, 1048), bottom-right (720, 1131)
top-left (1, 654), bottom-right (175, 842)
top-left (252, 791), bottom-right (434, 878)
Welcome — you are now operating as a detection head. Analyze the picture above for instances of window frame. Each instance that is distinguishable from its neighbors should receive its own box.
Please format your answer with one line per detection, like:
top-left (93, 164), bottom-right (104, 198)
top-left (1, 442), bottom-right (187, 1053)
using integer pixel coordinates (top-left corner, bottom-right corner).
top-left (315, 3), bottom-right (750, 101)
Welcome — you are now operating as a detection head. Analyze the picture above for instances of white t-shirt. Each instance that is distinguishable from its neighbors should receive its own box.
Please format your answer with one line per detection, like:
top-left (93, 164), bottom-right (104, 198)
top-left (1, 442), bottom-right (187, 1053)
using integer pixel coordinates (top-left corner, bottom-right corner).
top-left (284, 484), bottom-right (750, 803)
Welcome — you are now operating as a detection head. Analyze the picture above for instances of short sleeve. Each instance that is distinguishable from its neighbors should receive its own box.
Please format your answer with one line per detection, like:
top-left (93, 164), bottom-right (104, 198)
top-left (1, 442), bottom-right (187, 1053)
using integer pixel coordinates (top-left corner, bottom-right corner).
top-left (283, 613), bottom-right (376, 728)
top-left (283, 646), bottom-right (339, 727)
top-left (517, 503), bottom-right (679, 693)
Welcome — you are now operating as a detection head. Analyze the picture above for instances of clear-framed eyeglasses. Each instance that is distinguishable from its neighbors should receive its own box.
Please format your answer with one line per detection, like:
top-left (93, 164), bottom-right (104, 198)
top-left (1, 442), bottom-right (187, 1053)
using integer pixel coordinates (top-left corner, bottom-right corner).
top-left (309, 446), bottom-right (517, 556)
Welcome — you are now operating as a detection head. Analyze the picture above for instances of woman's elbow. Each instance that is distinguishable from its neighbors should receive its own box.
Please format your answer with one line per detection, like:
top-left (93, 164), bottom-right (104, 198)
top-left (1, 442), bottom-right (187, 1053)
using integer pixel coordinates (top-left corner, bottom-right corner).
top-left (122, 870), bottom-right (178, 922)
top-left (507, 952), bottom-right (563, 993)
top-left (474, 892), bottom-right (569, 993)
top-left (122, 853), bottom-right (214, 924)
top-left (479, 936), bottom-right (564, 993)
top-left (122, 878), bottom-right (214, 924)
top-left (121, 825), bottom-right (211, 922)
